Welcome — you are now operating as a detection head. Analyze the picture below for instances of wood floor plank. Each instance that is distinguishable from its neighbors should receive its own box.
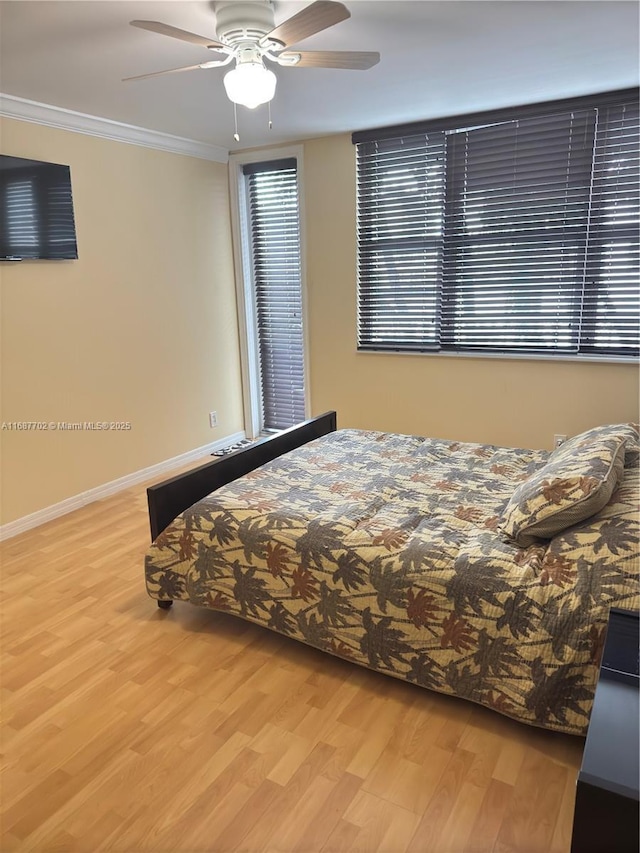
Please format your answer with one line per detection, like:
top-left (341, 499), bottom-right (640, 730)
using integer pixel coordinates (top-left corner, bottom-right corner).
top-left (405, 747), bottom-right (476, 851)
top-left (263, 772), bottom-right (337, 851)
top-left (344, 789), bottom-right (421, 853)
top-left (494, 749), bottom-right (569, 853)
top-left (286, 771), bottom-right (362, 852)
top-left (492, 737), bottom-right (527, 786)
top-left (320, 818), bottom-right (361, 852)
top-left (433, 779), bottom-right (488, 852)
top-left (464, 778), bottom-right (515, 853)
top-left (0, 456), bottom-right (584, 852)
top-left (137, 739), bottom-right (258, 846)
top-left (549, 762), bottom-right (581, 853)
top-left (363, 743), bottom-right (453, 815)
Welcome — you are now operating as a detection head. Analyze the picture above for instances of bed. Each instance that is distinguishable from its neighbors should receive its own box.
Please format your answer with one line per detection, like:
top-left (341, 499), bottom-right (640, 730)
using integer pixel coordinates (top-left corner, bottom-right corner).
top-left (144, 413), bottom-right (639, 736)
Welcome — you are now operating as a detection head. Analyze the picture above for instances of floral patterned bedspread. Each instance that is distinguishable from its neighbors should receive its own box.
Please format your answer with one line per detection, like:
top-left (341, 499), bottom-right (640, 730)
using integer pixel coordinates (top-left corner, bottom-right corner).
top-left (145, 429), bottom-right (639, 735)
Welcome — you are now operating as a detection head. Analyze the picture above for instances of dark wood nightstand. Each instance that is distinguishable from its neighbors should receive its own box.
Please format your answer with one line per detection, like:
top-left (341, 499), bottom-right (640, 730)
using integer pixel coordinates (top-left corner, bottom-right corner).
top-left (571, 608), bottom-right (639, 853)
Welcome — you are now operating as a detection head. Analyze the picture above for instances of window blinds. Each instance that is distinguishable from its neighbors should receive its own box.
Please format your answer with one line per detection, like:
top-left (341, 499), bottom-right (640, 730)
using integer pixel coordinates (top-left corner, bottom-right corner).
top-left (244, 159), bottom-right (305, 430)
top-left (354, 89), bottom-right (639, 358)
top-left (357, 133), bottom-right (446, 350)
top-left (581, 101), bottom-right (640, 354)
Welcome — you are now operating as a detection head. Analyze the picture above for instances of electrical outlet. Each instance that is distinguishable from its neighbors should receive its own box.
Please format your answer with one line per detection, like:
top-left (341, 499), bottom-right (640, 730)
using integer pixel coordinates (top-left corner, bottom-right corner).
top-left (554, 434), bottom-right (567, 448)
top-left (209, 411), bottom-right (218, 428)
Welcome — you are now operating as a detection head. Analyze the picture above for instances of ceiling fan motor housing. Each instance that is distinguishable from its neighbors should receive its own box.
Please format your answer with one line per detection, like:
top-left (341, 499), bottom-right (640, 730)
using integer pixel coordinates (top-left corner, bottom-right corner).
top-left (214, 1), bottom-right (276, 46)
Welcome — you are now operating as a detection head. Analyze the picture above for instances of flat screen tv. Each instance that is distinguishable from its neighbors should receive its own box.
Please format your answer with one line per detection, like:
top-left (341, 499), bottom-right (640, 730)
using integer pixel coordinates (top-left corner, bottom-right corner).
top-left (0, 155), bottom-right (78, 260)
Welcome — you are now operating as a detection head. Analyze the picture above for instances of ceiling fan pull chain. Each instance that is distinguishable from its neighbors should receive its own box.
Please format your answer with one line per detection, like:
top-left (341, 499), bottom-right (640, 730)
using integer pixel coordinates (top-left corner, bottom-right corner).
top-left (268, 101), bottom-right (273, 131)
top-left (233, 102), bottom-right (240, 142)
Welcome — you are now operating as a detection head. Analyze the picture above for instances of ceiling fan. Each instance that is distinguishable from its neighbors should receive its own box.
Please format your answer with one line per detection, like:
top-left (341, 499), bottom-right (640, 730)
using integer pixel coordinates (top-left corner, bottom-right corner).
top-left (124, 0), bottom-right (380, 113)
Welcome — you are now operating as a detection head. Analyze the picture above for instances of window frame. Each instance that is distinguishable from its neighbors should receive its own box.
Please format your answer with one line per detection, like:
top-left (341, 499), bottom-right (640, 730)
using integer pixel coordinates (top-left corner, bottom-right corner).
top-left (353, 89), bottom-right (640, 363)
top-left (228, 146), bottom-right (309, 438)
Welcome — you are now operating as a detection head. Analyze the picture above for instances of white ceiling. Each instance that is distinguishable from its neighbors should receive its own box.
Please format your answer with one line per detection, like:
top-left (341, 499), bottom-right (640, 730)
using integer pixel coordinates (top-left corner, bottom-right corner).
top-left (1, 1), bottom-right (638, 153)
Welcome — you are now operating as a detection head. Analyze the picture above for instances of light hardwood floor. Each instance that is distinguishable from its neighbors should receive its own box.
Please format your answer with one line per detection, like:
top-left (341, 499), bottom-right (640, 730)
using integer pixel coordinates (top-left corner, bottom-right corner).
top-left (1, 462), bottom-right (584, 852)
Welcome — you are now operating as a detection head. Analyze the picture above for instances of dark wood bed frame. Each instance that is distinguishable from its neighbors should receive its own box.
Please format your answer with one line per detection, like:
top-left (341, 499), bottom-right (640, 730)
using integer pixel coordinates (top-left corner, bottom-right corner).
top-left (147, 410), bottom-right (337, 547)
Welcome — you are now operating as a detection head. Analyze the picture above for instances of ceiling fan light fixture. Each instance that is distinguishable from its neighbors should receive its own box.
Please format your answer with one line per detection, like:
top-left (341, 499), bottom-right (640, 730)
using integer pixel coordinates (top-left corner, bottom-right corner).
top-left (223, 60), bottom-right (276, 109)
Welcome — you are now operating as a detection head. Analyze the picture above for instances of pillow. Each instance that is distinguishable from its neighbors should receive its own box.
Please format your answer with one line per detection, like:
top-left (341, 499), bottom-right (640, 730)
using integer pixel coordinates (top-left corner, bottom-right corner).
top-left (500, 428), bottom-right (627, 547)
top-left (621, 424), bottom-right (640, 467)
top-left (548, 422), bottom-right (639, 466)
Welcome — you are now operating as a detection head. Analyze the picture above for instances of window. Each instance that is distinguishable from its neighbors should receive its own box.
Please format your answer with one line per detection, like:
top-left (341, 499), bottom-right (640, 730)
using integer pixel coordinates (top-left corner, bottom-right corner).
top-left (241, 158), bottom-right (306, 431)
top-left (354, 89), bottom-right (639, 358)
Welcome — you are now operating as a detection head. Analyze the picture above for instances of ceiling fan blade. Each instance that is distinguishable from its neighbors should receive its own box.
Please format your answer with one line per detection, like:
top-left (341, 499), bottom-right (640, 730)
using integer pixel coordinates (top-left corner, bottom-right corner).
top-left (130, 20), bottom-right (224, 50)
top-left (261, 1), bottom-right (350, 49)
top-left (122, 62), bottom-right (217, 82)
top-left (278, 50), bottom-right (380, 70)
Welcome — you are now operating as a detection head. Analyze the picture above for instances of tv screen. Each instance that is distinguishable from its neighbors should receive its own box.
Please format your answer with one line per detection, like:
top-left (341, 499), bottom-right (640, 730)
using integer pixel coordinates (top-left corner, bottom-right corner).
top-left (0, 155), bottom-right (78, 260)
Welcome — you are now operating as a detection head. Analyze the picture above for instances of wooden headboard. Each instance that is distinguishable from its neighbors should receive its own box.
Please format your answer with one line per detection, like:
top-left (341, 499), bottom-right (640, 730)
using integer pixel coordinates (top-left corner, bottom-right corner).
top-left (147, 410), bottom-right (337, 541)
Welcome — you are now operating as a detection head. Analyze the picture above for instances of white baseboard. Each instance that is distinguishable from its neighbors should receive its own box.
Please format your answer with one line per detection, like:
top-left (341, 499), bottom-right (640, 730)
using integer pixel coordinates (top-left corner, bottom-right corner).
top-left (0, 431), bottom-right (246, 542)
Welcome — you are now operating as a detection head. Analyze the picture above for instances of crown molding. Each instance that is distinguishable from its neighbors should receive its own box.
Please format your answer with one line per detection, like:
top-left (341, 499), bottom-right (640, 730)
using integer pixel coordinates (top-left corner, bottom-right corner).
top-left (0, 93), bottom-right (228, 163)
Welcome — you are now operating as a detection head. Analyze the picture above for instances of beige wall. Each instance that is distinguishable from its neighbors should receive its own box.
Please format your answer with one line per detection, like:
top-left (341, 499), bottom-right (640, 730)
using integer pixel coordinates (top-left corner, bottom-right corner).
top-left (1, 118), bottom-right (243, 524)
top-left (303, 133), bottom-right (639, 450)
top-left (2, 121), bottom-right (638, 525)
